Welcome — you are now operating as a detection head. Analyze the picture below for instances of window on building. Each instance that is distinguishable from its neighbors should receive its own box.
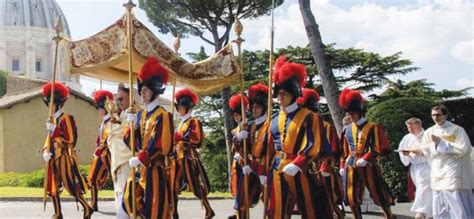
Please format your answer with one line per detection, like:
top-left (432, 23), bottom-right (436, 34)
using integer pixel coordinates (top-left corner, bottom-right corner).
top-left (35, 59), bottom-right (42, 72)
top-left (12, 58), bottom-right (20, 72)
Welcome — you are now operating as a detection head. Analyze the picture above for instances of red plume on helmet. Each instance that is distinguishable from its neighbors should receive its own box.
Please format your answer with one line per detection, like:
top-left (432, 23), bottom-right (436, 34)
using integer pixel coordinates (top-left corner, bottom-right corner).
top-left (42, 82), bottom-right (69, 99)
top-left (338, 88), bottom-right (364, 112)
top-left (272, 55), bottom-right (306, 87)
top-left (93, 90), bottom-right (114, 103)
top-left (297, 88), bottom-right (320, 105)
top-left (138, 56), bottom-right (169, 84)
top-left (229, 93), bottom-right (249, 113)
top-left (175, 88), bottom-right (199, 105)
top-left (248, 83), bottom-right (268, 101)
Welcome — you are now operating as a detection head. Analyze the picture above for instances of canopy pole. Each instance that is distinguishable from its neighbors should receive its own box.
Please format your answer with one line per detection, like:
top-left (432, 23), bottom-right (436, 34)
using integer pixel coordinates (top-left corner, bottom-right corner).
top-left (263, 1), bottom-right (275, 218)
top-left (43, 16), bottom-right (64, 212)
top-left (233, 16), bottom-right (250, 219)
top-left (123, 1), bottom-right (137, 219)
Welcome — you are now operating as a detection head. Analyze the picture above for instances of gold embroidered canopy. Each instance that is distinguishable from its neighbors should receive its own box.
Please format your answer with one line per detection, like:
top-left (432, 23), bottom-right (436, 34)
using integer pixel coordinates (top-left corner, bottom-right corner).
top-left (68, 14), bottom-right (241, 95)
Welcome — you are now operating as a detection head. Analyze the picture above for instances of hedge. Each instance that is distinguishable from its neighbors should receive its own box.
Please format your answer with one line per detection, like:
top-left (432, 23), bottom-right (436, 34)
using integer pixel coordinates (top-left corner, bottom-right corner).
top-left (0, 165), bottom-right (113, 190)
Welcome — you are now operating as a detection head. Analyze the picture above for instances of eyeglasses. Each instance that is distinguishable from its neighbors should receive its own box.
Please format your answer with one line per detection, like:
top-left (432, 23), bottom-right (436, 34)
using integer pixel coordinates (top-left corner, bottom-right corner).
top-left (431, 113), bottom-right (444, 117)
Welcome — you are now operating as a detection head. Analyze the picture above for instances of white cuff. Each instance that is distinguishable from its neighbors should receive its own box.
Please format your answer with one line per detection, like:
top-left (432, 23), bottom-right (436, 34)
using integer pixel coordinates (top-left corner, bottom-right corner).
top-left (282, 163), bottom-right (301, 176)
top-left (233, 153), bottom-right (243, 162)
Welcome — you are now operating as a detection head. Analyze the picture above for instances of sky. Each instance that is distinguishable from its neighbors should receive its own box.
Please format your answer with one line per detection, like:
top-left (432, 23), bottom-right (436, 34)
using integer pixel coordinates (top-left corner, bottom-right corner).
top-left (56, 0), bottom-right (474, 98)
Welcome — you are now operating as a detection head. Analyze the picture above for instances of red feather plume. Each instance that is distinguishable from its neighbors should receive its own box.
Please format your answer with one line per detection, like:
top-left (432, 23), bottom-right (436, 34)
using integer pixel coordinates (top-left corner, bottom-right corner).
top-left (138, 56), bottom-right (169, 84)
top-left (175, 88), bottom-right (199, 105)
top-left (93, 90), bottom-right (114, 103)
top-left (297, 88), bottom-right (320, 105)
top-left (338, 88), bottom-right (364, 109)
top-left (42, 82), bottom-right (69, 99)
top-left (229, 93), bottom-right (249, 111)
top-left (273, 54), bottom-right (306, 87)
top-left (248, 83), bottom-right (269, 101)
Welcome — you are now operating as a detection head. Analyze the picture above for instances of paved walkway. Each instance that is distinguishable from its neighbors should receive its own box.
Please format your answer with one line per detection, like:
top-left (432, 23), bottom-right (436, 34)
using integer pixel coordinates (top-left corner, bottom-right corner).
top-left (0, 199), bottom-right (415, 218)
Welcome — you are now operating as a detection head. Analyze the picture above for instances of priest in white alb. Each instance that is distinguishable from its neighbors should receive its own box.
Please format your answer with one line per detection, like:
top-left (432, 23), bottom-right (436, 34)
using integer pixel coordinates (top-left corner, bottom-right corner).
top-left (398, 117), bottom-right (432, 218)
top-left (422, 105), bottom-right (473, 218)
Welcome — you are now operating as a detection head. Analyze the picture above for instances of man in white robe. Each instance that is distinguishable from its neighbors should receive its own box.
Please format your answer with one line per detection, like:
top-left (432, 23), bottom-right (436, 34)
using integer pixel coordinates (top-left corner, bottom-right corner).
top-left (105, 84), bottom-right (134, 219)
top-left (422, 105), bottom-right (473, 219)
top-left (398, 117), bottom-right (432, 218)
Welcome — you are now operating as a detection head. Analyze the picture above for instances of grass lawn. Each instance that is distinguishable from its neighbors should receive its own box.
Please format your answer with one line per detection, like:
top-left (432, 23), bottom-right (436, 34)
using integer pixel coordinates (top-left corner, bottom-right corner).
top-left (0, 187), bottom-right (231, 198)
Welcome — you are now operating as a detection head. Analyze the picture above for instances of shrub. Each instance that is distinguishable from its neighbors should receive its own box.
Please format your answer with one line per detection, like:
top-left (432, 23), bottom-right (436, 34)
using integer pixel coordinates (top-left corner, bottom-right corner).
top-left (0, 165), bottom-right (113, 190)
top-left (0, 69), bottom-right (7, 97)
top-left (200, 136), bottom-right (230, 192)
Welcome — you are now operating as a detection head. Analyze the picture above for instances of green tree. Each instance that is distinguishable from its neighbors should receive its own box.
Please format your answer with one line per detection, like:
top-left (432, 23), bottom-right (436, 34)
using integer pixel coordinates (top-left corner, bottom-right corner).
top-left (0, 69), bottom-right (7, 97)
top-left (139, 1), bottom-right (285, 188)
top-left (374, 79), bottom-right (471, 102)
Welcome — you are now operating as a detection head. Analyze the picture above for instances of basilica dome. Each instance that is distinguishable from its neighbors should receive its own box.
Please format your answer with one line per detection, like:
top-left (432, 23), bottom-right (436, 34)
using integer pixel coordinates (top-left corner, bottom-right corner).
top-left (0, 0), bottom-right (71, 37)
top-left (0, 0), bottom-right (79, 88)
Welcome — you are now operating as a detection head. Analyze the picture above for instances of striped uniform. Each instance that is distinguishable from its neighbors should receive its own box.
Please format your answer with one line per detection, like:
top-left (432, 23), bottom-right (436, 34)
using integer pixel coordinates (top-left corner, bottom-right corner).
top-left (340, 120), bottom-right (394, 214)
top-left (230, 123), bottom-right (261, 218)
top-left (321, 121), bottom-right (344, 218)
top-left (122, 106), bottom-right (174, 219)
top-left (44, 112), bottom-right (92, 218)
top-left (268, 107), bottom-right (332, 219)
top-left (248, 117), bottom-right (275, 216)
top-left (87, 116), bottom-right (112, 210)
top-left (173, 116), bottom-right (214, 217)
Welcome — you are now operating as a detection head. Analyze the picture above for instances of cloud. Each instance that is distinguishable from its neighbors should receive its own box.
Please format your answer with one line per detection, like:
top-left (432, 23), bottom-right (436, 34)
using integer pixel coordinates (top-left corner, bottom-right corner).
top-left (241, 0), bottom-right (473, 64)
top-left (456, 78), bottom-right (474, 88)
top-left (451, 40), bottom-right (473, 63)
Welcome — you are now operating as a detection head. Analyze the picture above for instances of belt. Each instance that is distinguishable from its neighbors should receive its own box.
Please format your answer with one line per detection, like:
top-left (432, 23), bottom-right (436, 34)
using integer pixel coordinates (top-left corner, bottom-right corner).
top-left (276, 151), bottom-right (297, 160)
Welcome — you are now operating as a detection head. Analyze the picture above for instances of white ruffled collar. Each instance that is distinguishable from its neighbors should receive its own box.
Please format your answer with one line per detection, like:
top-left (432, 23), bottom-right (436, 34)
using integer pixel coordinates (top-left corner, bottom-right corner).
top-left (255, 114), bottom-right (267, 125)
top-left (281, 101), bottom-right (298, 114)
top-left (146, 98), bottom-right (160, 112)
top-left (180, 112), bottom-right (192, 121)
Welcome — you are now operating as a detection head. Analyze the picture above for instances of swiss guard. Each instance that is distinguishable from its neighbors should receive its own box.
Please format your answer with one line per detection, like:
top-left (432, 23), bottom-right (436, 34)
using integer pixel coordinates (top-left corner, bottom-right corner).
top-left (238, 83), bottom-right (275, 217)
top-left (297, 88), bottom-right (344, 218)
top-left (88, 90), bottom-right (114, 211)
top-left (42, 82), bottom-right (93, 219)
top-left (245, 83), bottom-right (274, 191)
top-left (122, 56), bottom-right (174, 219)
top-left (172, 88), bottom-right (215, 218)
top-left (338, 88), bottom-right (395, 219)
top-left (228, 93), bottom-right (257, 219)
top-left (268, 55), bottom-right (331, 218)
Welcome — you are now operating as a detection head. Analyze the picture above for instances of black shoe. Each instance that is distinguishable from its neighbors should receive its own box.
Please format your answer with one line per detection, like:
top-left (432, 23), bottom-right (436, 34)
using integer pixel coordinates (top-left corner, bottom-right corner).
top-left (83, 206), bottom-right (93, 219)
top-left (228, 215), bottom-right (237, 219)
top-left (51, 214), bottom-right (63, 219)
top-left (205, 210), bottom-right (215, 219)
top-left (178, 182), bottom-right (188, 192)
top-left (92, 204), bottom-right (98, 212)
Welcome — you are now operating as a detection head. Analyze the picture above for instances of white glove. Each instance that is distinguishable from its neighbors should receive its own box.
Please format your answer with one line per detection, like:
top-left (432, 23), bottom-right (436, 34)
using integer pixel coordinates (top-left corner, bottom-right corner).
top-left (259, 175), bottom-right (267, 187)
top-left (339, 168), bottom-right (345, 176)
top-left (127, 113), bottom-right (136, 124)
top-left (128, 157), bottom-right (142, 168)
top-left (46, 122), bottom-right (56, 133)
top-left (356, 158), bottom-right (368, 167)
top-left (242, 165), bottom-right (253, 175)
top-left (321, 171), bottom-right (330, 177)
top-left (43, 152), bottom-right (52, 162)
top-left (282, 163), bottom-right (301, 176)
top-left (236, 131), bottom-right (249, 141)
top-left (233, 153), bottom-right (243, 162)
